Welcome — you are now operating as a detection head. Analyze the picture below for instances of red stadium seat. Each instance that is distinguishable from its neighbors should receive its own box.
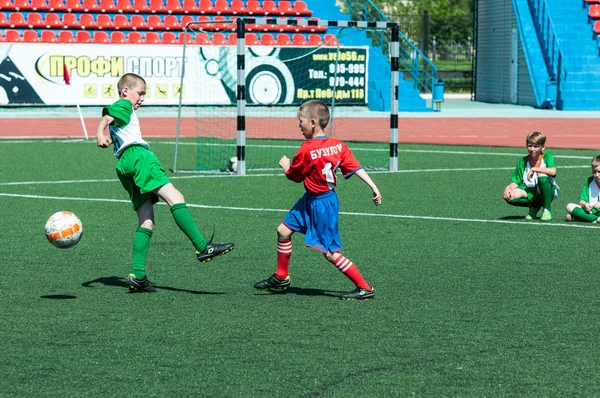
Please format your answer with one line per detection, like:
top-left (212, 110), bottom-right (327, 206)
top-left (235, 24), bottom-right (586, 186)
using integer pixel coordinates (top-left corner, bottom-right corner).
top-left (6, 29), bottom-right (21, 41)
top-left (192, 14), bottom-right (212, 29)
top-left (246, 0), bottom-right (262, 15)
top-left (114, 14), bottom-right (130, 29)
top-left (26, 12), bottom-right (44, 28)
top-left (131, 14), bottom-right (147, 29)
top-left (294, 1), bottom-right (310, 16)
top-left (227, 32), bottom-right (236, 44)
top-left (9, 12), bottom-right (26, 28)
top-left (133, 0), bottom-right (149, 12)
top-left (278, 0), bottom-right (293, 15)
top-left (97, 14), bottom-right (113, 29)
top-left (292, 33), bottom-right (307, 45)
top-left (164, 14), bottom-right (180, 29)
top-left (195, 32), bottom-right (209, 44)
top-left (178, 31), bottom-right (193, 43)
top-left (0, 31), bottom-right (3, 41)
top-left (214, 0), bottom-right (229, 14)
top-left (180, 14), bottom-right (194, 28)
top-left (245, 32), bottom-right (259, 45)
top-left (58, 30), bottom-right (75, 43)
top-left (594, 20), bottom-right (600, 38)
top-left (110, 31), bottom-right (126, 43)
top-left (62, 12), bottom-right (79, 28)
top-left (99, 0), bottom-right (115, 12)
top-left (182, 0), bottom-right (198, 13)
top-left (145, 31), bottom-right (160, 43)
top-left (128, 31), bottom-right (143, 43)
top-left (150, 0), bottom-right (166, 13)
top-left (41, 30), bottom-right (58, 42)
top-left (212, 32), bottom-right (226, 44)
top-left (230, 0), bottom-right (246, 15)
top-left (23, 29), bottom-right (40, 42)
top-left (76, 30), bottom-right (92, 43)
top-left (0, 0), bottom-right (10, 10)
top-left (590, 4), bottom-right (600, 21)
top-left (0, 12), bottom-right (8, 27)
top-left (93, 31), bottom-right (109, 43)
top-left (82, 0), bottom-right (100, 11)
top-left (308, 33), bottom-right (322, 46)
top-left (44, 12), bottom-right (61, 28)
top-left (31, 0), bottom-right (50, 11)
top-left (147, 14), bottom-right (163, 29)
top-left (48, 0), bottom-right (66, 10)
top-left (116, 0), bottom-right (133, 11)
top-left (324, 33), bottom-right (339, 46)
top-left (13, 0), bottom-right (32, 11)
top-left (79, 13), bottom-right (97, 28)
top-left (213, 15), bottom-right (228, 31)
top-left (66, 0), bottom-right (83, 11)
top-left (263, 0), bottom-right (276, 15)
top-left (260, 33), bottom-right (274, 45)
top-left (166, 0), bottom-right (182, 13)
top-left (199, 0), bottom-right (213, 14)
top-left (276, 33), bottom-right (291, 45)
top-left (162, 31), bottom-right (177, 43)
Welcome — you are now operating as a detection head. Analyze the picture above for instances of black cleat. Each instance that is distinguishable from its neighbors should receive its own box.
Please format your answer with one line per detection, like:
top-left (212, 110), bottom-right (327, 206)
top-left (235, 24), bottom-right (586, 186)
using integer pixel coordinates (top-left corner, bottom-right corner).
top-left (339, 287), bottom-right (374, 300)
top-left (253, 274), bottom-right (291, 291)
top-left (196, 241), bottom-right (234, 263)
top-left (126, 274), bottom-right (156, 293)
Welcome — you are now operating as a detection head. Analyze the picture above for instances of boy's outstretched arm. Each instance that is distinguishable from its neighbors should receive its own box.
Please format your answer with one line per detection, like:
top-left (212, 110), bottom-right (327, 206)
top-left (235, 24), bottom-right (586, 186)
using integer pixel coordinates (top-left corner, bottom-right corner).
top-left (96, 114), bottom-right (114, 148)
top-left (355, 169), bottom-right (382, 206)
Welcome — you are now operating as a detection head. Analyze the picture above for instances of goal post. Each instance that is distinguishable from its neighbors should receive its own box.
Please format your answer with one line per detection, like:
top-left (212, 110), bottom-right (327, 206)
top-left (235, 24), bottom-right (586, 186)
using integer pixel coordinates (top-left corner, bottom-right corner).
top-left (173, 18), bottom-right (399, 175)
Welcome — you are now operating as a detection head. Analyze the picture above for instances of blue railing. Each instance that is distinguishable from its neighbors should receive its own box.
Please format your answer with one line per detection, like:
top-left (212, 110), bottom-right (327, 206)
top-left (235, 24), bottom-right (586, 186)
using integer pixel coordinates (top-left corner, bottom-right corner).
top-left (345, 0), bottom-right (437, 94)
top-left (527, 0), bottom-right (567, 108)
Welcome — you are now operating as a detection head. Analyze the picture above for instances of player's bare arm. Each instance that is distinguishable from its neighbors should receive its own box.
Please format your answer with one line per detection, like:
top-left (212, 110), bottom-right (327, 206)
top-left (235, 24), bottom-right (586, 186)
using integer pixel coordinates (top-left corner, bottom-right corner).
top-left (355, 169), bottom-right (382, 206)
top-left (96, 115), bottom-right (114, 148)
top-left (528, 167), bottom-right (556, 178)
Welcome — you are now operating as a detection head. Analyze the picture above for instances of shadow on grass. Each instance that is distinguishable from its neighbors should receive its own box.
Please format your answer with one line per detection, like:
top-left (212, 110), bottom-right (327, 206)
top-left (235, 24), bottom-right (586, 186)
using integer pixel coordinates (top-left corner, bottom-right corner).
top-left (499, 215), bottom-right (529, 220)
top-left (81, 276), bottom-right (225, 295)
top-left (40, 295), bottom-right (78, 300)
top-left (255, 286), bottom-right (343, 298)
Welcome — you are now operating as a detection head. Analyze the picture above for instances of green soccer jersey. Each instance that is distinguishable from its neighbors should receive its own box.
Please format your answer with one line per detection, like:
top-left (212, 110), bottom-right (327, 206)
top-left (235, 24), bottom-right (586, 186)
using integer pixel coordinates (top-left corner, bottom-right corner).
top-left (510, 152), bottom-right (560, 199)
top-left (102, 99), bottom-right (149, 158)
top-left (580, 177), bottom-right (600, 205)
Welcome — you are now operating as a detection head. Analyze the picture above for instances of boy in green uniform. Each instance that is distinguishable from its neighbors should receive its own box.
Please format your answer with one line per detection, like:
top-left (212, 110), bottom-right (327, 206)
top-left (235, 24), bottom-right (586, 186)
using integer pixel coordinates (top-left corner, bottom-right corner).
top-left (96, 73), bottom-right (233, 293)
top-left (566, 155), bottom-right (600, 223)
top-left (502, 131), bottom-right (559, 221)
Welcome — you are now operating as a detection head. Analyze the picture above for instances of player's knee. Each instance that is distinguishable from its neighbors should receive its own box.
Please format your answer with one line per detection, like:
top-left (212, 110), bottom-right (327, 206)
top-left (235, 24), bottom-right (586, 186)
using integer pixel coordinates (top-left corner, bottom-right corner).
top-left (277, 223), bottom-right (292, 239)
top-left (323, 251), bottom-right (336, 262)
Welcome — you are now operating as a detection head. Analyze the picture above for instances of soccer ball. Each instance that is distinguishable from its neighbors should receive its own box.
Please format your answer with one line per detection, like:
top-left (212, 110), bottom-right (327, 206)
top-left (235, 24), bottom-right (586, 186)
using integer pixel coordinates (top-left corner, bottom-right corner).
top-left (45, 211), bottom-right (83, 249)
top-left (227, 156), bottom-right (238, 173)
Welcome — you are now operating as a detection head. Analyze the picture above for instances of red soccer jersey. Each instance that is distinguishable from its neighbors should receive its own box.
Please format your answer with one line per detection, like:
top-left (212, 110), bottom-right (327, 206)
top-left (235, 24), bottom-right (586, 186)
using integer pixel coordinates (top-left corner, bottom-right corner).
top-left (285, 136), bottom-right (362, 194)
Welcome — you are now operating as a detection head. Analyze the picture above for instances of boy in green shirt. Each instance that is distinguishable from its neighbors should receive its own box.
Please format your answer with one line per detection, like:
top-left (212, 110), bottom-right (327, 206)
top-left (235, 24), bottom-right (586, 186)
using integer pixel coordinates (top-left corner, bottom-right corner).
top-left (566, 155), bottom-right (600, 223)
top-left (96, 73), bottom-right (234, 293)
top-left (502, 131), bottom-right (559, 221)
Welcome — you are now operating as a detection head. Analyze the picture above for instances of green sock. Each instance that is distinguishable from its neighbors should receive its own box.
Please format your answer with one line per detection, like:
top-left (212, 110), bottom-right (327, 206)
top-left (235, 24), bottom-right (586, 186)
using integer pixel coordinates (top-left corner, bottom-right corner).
top-left (170, 203), bottom-right (207, 252)
top-left (538, 177), bottom-right (553, 212)
top-left (572, 207), bottom-right (599, 222)
top-left (132, 227), bottom-right (153, 279)
top-left (509, 197), bottom-right (531, 207)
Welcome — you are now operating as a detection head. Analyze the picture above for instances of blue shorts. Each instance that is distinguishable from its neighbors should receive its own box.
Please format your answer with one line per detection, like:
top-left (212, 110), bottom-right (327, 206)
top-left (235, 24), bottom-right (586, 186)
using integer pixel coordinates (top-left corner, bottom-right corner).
top-left (282, 190), bottom-right (342, 253)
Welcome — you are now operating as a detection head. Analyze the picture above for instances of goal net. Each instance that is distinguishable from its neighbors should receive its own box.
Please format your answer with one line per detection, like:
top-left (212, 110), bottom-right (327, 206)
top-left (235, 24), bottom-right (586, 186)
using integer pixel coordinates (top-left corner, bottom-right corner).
top-left (173, 18), bottom-right (399, 175)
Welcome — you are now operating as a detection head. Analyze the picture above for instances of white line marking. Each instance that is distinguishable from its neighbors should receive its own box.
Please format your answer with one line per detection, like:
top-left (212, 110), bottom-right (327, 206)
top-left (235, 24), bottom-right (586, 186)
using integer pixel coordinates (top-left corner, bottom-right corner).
top-left (1, 192), bottom-right (599, 230)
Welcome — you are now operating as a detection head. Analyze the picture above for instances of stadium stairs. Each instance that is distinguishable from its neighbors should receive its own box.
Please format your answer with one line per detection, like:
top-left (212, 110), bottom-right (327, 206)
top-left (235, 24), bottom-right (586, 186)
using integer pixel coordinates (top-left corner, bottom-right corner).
top-left (303, 0), bottom-right (430, 112)
top-left (514, 0), bottom-right (600, 110)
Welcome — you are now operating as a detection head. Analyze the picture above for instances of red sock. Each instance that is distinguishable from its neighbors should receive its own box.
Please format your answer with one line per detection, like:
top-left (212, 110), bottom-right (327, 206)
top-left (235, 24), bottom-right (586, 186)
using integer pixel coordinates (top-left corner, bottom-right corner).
top-left (333, 255), bottom-right (371, 290)
top-left (275, 239), bottom-right (292, 279)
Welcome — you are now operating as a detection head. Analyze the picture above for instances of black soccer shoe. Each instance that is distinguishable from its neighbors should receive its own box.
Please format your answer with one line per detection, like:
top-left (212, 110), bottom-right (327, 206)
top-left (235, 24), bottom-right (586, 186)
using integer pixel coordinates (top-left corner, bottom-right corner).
top-left (339, 287), bottom-right (374, 300)
top-left (126, 274), bottom-right (156, 293)
top-left (196, 242), bottom-right (234, 263)
top-left (253, 274), bottom-right (291, 291)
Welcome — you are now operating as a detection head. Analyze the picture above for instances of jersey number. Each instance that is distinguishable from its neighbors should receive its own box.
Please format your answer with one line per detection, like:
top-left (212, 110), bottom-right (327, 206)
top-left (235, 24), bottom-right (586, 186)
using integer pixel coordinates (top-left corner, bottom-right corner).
top-left (322, 162), bottom-right (336, 189)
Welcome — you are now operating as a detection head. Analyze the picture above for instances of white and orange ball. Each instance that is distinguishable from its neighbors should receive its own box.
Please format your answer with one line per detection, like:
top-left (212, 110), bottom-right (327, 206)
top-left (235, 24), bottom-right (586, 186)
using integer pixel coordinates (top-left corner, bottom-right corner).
top-left (45, 211), bottom-right (83, 248)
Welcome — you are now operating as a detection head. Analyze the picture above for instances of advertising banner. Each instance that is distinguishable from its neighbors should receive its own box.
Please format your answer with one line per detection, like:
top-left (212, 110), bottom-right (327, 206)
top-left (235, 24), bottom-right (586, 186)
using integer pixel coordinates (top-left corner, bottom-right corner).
top-left (0, 43), bottom-right (369, 106)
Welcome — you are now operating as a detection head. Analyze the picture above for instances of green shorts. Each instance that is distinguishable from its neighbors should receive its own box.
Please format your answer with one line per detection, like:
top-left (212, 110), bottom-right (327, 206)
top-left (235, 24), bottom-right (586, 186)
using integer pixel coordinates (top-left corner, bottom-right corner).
top-left (116, 145), bottom-right (170, 210)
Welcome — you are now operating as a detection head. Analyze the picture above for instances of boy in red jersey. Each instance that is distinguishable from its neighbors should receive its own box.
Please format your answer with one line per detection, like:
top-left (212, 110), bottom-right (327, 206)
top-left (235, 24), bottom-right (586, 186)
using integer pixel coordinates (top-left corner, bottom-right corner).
top-left (253, 100), bottom-right (382, 300)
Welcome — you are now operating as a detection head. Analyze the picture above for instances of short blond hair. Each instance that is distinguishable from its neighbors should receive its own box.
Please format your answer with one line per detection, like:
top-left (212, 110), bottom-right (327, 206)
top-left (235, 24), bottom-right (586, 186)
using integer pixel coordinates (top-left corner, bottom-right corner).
top-left (117, 73), bottom-right (146, 97)
top-left (526, 131), bottom-right (546, 146)
top-left (298, 100), bottom-right (330, 129)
